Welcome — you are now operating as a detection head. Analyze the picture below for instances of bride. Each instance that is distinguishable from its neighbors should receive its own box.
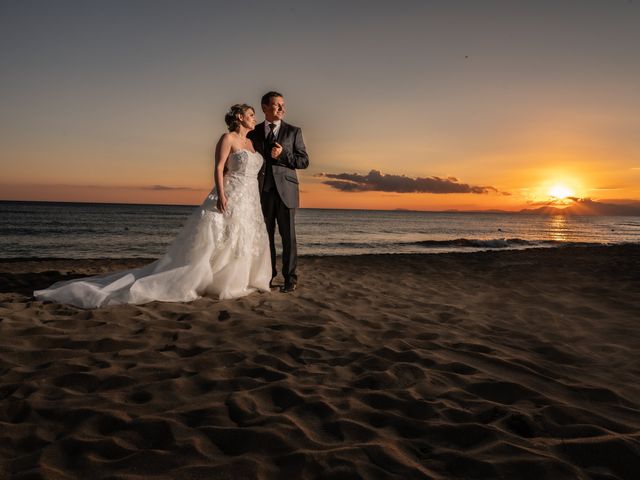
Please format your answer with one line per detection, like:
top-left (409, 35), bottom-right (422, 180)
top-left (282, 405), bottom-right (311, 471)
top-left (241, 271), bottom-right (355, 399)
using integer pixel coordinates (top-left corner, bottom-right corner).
top-left (34, 104), bottom-right (272, 308)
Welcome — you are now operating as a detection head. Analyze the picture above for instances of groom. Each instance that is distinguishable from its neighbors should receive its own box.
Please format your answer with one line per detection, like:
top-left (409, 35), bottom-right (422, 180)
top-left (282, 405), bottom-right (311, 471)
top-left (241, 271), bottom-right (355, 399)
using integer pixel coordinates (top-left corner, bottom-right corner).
top-left (248, 91), bottom-right (310, 292)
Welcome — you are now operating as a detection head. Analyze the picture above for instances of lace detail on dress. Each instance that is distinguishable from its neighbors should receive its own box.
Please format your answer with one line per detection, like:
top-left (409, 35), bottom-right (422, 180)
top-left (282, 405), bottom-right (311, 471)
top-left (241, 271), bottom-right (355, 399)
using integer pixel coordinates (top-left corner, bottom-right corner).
top-left (200, 149), bottom-right (267, 259)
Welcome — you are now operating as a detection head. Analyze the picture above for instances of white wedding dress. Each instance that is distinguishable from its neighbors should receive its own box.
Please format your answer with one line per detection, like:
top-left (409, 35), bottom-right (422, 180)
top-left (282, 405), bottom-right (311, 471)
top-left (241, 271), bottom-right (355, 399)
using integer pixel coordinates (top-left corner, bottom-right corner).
top-left (34, 150), bottom-right (271, 308)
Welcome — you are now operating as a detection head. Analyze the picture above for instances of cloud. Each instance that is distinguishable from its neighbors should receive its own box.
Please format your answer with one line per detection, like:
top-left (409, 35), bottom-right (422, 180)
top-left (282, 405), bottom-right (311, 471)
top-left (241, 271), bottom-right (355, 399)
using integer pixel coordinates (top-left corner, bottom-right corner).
top-left (597, 198), bottom-right (640, 206)
top-left (527, 197), bottom-right (594, 207)
top-left (318, 170), bottom-right (501, 194)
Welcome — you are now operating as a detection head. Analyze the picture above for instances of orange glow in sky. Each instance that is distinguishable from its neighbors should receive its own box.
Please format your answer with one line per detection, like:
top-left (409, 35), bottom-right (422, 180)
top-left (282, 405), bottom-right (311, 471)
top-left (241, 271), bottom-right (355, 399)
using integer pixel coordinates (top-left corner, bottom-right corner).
top-left (1, 2), bottom-right (639, 211)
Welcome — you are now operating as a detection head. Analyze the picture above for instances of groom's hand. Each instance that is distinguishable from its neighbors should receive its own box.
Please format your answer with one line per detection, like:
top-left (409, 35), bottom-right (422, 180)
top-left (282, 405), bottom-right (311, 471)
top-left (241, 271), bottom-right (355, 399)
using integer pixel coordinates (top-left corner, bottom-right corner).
top-left (271, 142), bottom-right (283, 159)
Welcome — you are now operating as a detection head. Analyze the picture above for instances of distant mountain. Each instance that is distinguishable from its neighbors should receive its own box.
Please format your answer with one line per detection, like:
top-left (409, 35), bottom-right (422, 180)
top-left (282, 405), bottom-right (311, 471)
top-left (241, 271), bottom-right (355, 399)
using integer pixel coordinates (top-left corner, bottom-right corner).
top-left (520, 200), bottom-right (640, 216)
top-left (441, 209), bottom-right (512, 214)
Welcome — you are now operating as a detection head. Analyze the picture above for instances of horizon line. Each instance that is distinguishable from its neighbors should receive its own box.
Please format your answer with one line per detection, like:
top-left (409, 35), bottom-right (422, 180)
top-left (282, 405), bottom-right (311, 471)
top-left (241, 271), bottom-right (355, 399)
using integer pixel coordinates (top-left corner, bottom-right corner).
top-left (5, 198), bottom-right (635, 215)
top-left (0, 198), bottom-right (524, 213)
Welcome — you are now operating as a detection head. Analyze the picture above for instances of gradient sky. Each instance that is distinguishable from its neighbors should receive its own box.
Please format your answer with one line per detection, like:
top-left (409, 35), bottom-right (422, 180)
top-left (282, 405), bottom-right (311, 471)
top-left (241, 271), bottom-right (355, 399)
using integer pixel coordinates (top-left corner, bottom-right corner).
top-left (1, 0), bottom-right (639, 210)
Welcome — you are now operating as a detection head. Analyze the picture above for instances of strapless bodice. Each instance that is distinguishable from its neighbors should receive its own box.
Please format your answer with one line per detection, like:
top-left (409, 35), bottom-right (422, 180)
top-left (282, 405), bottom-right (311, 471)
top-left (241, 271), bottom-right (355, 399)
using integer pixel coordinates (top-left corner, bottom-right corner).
top-left (225, 149), bottom-right (263, 178)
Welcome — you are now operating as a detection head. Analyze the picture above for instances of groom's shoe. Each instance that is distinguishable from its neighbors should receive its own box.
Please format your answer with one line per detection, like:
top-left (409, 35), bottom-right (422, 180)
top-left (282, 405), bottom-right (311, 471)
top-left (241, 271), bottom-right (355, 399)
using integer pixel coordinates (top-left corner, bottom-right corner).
top-left (280, 277), bottom-right (297, 293)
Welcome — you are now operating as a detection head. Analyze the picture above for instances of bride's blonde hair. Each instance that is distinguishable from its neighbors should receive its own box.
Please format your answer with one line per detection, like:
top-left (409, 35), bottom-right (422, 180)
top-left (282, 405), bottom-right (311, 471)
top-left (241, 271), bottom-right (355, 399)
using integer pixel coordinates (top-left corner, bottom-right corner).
top-left (224, 104), bottom-right (254, 132)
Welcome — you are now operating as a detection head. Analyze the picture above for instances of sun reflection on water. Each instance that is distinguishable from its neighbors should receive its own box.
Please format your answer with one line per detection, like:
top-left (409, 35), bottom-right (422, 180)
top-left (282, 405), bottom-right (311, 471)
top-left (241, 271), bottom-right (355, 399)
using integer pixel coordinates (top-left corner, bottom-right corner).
top-left (547, 214), bottom-right (569, 242)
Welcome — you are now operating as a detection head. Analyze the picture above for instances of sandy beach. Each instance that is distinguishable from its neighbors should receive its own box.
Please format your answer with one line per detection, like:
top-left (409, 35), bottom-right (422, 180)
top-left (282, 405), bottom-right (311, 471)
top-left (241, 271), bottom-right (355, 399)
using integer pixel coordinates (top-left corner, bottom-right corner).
top-left (1, 245), bottom-right (639, 479)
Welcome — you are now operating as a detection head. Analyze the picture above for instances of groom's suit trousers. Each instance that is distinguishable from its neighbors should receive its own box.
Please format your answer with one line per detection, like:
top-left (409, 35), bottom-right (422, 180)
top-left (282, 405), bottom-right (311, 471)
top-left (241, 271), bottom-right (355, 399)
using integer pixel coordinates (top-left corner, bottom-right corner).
top-left (261, 188), bottom-right (297, 281)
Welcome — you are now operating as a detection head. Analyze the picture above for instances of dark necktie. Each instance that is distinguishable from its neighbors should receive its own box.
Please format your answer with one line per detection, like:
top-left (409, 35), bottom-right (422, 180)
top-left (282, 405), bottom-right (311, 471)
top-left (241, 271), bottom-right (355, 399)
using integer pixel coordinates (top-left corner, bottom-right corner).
top-left (263, 123), bottom-right (277, 191)
top-left (267, 123), bottom-right (276, 145)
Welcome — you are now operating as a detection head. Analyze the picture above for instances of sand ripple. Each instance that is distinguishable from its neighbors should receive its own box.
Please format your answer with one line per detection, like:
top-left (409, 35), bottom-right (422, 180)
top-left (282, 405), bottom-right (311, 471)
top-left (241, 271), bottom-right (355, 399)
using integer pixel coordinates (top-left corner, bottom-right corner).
top-left (1, 246), bottom-right (639, 479)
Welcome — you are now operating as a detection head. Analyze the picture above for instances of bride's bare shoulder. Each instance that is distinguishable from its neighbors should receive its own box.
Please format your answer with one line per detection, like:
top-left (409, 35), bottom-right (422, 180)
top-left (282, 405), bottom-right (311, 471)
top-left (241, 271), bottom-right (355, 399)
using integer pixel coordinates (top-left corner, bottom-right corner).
top-left (216, 132), bottom-right (235, 147)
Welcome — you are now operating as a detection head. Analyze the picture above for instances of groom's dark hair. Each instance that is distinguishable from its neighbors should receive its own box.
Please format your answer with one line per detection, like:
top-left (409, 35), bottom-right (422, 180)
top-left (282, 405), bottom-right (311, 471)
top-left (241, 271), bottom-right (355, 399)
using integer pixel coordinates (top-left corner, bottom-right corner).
top-left (261, 91), bottom-right (283, 106)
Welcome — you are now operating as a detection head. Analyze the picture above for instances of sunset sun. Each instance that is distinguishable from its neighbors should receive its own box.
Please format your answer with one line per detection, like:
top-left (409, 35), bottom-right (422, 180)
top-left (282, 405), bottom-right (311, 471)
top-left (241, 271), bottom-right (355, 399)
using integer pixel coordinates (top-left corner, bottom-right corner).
top-left (548, 183), bottom-right (575, 200)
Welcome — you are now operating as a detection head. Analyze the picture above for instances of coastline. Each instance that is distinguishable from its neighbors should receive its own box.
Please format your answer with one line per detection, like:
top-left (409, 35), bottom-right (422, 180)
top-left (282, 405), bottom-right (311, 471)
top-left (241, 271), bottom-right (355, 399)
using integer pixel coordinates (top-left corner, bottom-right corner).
top-left (1, 245), bottom-right (639, 479)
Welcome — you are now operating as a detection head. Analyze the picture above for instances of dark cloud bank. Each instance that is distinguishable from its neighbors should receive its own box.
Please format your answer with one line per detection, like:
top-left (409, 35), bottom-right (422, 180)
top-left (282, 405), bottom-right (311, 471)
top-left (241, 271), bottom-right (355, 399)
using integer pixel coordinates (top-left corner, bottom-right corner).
top-left (318, 170), bottom-right (501, 195)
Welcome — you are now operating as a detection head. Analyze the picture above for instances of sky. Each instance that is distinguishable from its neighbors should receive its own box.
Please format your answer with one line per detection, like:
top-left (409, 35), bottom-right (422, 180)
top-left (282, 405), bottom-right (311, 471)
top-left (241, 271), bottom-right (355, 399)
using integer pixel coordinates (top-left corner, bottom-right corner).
top-left (1, 0), bottom-right (639, 210)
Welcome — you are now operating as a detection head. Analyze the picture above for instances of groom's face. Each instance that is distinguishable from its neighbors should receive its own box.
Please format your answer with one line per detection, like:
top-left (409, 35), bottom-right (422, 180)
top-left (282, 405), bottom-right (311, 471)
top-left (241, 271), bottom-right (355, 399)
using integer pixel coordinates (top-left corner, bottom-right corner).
top-left (262, 96), bottom-right (285, 122)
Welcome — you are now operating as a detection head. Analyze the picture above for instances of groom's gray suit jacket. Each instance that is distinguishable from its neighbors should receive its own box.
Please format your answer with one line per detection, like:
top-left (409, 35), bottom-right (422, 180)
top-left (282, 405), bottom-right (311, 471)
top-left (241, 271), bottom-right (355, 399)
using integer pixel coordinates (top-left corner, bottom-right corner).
top-left (249, 121), bottom-right (309, 208)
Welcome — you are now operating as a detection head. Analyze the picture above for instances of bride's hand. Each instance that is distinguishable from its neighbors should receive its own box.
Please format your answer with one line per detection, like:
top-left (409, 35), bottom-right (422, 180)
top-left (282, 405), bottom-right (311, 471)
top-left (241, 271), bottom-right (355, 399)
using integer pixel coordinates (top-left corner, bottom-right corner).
top-left (217, 193), bottom-right (227, 213)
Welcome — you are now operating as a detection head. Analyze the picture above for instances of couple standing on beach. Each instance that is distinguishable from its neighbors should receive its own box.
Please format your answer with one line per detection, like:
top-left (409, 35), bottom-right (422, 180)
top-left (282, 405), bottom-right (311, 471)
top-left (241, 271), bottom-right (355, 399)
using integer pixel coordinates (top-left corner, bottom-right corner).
top-left (34, 91), bottom-right (309, 308)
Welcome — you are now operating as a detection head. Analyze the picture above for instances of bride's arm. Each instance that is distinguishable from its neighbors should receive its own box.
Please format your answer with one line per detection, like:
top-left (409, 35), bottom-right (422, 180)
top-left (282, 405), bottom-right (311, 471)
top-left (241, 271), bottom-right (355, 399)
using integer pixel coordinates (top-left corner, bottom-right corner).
top-left (214, 134), bottom-right (232, 213)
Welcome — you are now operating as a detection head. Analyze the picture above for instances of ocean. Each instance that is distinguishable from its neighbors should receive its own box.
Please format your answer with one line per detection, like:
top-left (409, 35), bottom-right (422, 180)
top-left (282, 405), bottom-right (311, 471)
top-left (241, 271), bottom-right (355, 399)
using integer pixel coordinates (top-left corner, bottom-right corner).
top-left (1, 200), bottom-right (639, 259)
